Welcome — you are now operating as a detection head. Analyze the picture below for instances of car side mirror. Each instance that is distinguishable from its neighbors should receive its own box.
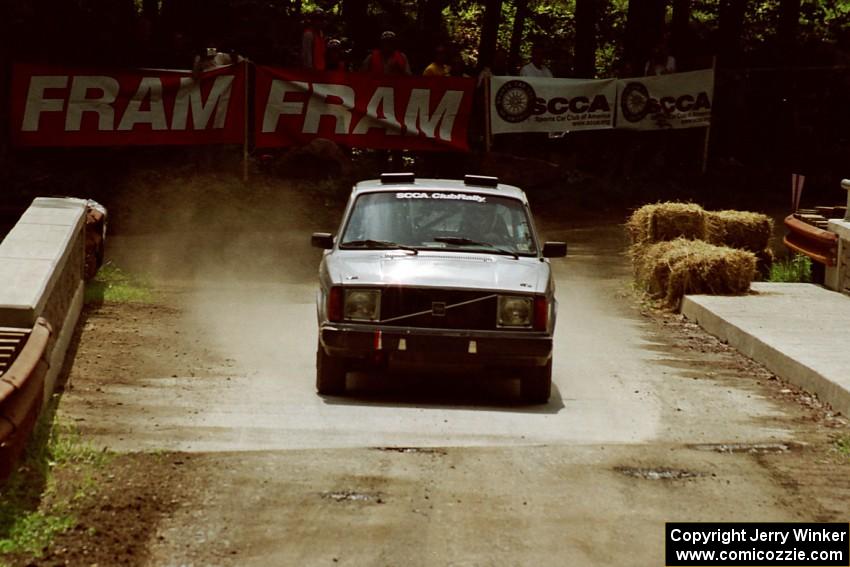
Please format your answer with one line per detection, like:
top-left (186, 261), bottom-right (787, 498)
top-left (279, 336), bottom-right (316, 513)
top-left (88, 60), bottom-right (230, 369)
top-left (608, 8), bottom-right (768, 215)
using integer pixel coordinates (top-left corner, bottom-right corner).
top-left (542, 241), bottom-right (567, 258)
top-left (311, 232), bottom-right (334, 249)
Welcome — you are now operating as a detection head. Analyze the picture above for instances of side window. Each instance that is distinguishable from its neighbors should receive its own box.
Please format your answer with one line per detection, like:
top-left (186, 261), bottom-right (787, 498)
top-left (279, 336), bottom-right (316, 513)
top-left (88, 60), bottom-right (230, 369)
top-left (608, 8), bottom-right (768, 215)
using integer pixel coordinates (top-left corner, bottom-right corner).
top-left (345, 208), bottom-right (365, 241)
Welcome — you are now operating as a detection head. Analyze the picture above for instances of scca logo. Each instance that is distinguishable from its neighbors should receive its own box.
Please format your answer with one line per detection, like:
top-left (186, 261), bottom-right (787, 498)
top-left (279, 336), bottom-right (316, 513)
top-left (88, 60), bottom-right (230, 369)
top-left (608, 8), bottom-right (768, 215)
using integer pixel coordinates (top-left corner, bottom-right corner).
top-left (495, 80), bottom-right (610, 123)
top-left (495, 80), bottom-right (537, 123)
top-left (620, 81), bottom-right (711, 122)
top-left (531, 94), bottom-right (610, 115)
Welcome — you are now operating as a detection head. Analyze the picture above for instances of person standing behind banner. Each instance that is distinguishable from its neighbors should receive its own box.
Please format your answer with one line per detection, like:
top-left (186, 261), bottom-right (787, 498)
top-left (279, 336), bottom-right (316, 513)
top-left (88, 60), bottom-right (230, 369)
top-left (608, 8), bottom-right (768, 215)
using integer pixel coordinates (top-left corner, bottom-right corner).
top-left (520, 45), bottom-right (553, 78)
top-left (423, 44), bottom-right (451, 77)
top-left (325, 39), bottom-right (349, 72)
top-left (302, 9), bottom-right (327, 70)
top-left (362, 31), bottom-right (411, 172)
top-left (192, 43), bottom-right (236, 79)
top-left (361, 31), bottom-right (412, 76)
top-left (644, 40), bottom-right (677, 76)
top-left (518, 45), bottom-right (556, 149)
top-left (190, 42), bottom-right (240, 169)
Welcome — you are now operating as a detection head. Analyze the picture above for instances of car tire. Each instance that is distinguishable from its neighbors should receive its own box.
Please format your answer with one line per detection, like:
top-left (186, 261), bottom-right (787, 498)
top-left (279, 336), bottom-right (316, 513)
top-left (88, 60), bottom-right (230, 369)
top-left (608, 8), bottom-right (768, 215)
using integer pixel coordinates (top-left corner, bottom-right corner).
top-left (316, 346), bottom-right (347, 395)
top-left (520, 359), bottom-right (552, 404)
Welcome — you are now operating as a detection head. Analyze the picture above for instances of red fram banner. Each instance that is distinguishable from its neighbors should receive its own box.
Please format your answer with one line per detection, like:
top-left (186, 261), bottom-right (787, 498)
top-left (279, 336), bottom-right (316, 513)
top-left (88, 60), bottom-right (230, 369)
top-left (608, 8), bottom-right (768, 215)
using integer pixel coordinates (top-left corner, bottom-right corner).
top-left (11, 63), bottom-right (246, 146)
top-left (254, 66), bottom-right (475, 151)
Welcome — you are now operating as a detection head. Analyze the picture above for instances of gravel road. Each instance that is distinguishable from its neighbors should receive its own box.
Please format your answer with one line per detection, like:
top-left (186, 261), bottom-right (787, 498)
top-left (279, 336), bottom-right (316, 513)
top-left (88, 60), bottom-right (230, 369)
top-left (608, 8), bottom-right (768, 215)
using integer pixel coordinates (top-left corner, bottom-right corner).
top-left (53, 181), bottom-right (850, 566)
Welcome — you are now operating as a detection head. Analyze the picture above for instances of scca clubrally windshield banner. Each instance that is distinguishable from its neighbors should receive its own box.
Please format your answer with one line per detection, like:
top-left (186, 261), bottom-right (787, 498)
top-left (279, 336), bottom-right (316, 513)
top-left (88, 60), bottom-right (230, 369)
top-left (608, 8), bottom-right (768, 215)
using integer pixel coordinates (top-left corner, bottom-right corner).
top-left (11, 63), bottom-right (246, 146)
top-left (490, 76), bottom-right (617, 134)
top-left (254, 66), bottom-right (475, 151)
top-left (616, 68), bottom-right (714, 130)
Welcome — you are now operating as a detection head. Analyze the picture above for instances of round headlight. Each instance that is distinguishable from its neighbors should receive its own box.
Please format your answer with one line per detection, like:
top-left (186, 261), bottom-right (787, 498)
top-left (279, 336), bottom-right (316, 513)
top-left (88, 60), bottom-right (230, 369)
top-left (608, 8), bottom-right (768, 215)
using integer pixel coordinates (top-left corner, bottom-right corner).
top-left (498, 296), bottom-right (532, 327)
top-left (344, 289), bottom-right (381, 321)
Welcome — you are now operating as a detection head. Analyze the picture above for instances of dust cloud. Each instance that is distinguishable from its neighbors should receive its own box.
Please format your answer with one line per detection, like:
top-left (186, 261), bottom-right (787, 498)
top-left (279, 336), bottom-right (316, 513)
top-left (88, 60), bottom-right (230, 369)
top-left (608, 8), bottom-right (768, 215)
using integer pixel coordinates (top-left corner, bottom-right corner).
top-left (104, 169), bottom-right (344, 376)
top-left (105, 169), bottom-right (342, 283)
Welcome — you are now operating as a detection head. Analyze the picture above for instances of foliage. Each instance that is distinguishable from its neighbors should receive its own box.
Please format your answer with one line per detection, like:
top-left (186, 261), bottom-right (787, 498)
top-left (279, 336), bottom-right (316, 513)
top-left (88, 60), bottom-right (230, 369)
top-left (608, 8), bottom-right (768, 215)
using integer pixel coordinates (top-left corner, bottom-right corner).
top-left (0, 406), bottom-right (109, 560)
top-left (596, 0), bottom-right (629, 76)
top-left (6, 0), bottom-right (850, 74)
top-left (834, 435), bottom-right (850, 461)
top-left (768, 254), bottom-right (812, 283)
top-left (442, 1), bottom-right (487, 65)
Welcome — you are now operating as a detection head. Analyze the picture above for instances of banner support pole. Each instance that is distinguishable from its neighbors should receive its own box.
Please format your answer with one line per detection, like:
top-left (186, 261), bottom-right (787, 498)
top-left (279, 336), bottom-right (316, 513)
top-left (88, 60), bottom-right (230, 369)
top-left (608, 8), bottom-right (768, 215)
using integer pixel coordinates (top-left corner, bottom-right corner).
top-left (242, 59), bottom-right (250, 183)
top-left (701, 56), bottom-right (717, 175)
top-left (484, 72), bottom-right (493, 153)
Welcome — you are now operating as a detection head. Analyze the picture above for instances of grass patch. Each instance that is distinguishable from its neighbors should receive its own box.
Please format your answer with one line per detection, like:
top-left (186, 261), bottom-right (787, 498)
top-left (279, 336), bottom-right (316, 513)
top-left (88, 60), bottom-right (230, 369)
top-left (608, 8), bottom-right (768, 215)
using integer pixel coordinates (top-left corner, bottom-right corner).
top-left (84, 262), bottom-right (153, 304)
top-left (768, 254), bottom-right (812, 283)
top-left (0, 402), bottom-right (109, 561)
top-left (834, 435), bottom-right (850, 461)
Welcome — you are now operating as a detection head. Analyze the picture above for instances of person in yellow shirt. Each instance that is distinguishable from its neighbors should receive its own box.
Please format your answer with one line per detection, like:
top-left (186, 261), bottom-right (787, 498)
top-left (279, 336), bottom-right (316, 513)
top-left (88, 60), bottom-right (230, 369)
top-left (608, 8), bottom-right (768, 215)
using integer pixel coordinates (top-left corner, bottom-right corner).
top-left (422, 45), bottom-right (451, 77)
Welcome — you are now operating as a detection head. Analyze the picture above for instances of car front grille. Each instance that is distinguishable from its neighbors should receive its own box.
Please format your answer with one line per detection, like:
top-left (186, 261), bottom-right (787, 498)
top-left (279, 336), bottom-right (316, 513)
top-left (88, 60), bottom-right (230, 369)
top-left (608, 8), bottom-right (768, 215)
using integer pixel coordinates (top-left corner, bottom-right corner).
top-left (379, 288), bottom-right (497, 330)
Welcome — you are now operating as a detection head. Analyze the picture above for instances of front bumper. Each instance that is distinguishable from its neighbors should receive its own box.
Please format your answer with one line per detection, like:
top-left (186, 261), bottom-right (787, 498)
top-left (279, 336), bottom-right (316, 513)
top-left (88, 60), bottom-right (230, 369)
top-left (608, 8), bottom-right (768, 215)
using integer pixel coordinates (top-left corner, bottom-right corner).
top-left (319, 323), bottom-right (553, 367)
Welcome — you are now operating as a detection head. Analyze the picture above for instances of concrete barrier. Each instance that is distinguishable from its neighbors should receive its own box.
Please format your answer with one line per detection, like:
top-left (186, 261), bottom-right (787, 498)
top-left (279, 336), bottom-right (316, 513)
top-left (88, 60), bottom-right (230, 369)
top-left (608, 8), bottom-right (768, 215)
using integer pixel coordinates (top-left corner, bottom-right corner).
top-left (825, 219), bottom-right (850, 295)
top-left (682, 283), bottom-right (850, 418)
top-left (0, 197), bottom-right (90, 476)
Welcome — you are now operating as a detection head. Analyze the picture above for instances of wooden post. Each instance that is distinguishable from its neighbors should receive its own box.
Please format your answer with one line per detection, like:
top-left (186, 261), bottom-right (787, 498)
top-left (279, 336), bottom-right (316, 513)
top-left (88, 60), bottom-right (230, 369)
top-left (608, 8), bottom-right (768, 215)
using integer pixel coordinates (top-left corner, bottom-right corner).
top-left (242, 59), bottom-right (250, 183)
top-left (701, 56), bottom-right (717, 174)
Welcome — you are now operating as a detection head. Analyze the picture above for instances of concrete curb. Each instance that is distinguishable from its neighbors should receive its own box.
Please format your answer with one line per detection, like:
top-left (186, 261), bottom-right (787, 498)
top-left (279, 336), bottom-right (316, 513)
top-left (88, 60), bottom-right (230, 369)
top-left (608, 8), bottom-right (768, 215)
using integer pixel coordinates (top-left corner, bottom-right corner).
top-left (682, 291), bottom-right (850, 418)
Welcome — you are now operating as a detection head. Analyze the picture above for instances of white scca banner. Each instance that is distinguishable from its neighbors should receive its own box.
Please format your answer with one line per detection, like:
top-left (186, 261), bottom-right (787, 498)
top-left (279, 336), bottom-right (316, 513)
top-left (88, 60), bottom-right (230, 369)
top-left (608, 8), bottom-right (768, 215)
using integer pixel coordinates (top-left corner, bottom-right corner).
top-left (490, 76), bottom-right (616, 134)
top-left (616, 69), bottom-right (714, 130)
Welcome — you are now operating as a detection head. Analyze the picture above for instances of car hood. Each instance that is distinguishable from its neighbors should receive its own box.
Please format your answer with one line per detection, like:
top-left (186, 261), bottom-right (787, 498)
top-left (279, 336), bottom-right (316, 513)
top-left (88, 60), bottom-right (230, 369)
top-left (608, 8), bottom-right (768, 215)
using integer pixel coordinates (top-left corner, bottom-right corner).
top-left (325, 250), bottom-right (548, 294)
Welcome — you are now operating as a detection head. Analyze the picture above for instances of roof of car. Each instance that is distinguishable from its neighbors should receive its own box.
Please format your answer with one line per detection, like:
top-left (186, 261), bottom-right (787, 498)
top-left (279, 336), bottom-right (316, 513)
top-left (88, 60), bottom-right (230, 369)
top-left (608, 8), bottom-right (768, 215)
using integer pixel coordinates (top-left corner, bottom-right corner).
top-left (353, 178), bottom-right (528, 203)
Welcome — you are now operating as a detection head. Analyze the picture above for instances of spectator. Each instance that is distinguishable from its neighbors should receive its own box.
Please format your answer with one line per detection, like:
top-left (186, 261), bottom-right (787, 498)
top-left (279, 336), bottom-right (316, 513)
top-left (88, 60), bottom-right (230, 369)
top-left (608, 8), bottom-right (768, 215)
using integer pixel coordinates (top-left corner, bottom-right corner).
top-left (520, 45), bottom-right (553, 78)
top-left (301, 9), bottom-right (327, 70)
top-left (193, 43), bottom-right (235, 78)
top-left (423, 44), bottom-right (451, 77)
top-left (361, 31), bottom-right (412, 75)
top-left (362, 30), bottom-right (411, 171)
top-left (644, 40), bottom-right (676, 76)
top-left (325, 38), bottom-right (348, 72)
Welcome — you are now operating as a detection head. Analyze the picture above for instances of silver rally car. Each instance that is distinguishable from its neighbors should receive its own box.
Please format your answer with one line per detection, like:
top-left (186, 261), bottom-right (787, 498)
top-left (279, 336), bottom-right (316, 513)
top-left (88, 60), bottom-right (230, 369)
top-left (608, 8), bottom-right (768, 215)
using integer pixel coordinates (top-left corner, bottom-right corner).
top-left (311, 173), bottom-right (567, 403)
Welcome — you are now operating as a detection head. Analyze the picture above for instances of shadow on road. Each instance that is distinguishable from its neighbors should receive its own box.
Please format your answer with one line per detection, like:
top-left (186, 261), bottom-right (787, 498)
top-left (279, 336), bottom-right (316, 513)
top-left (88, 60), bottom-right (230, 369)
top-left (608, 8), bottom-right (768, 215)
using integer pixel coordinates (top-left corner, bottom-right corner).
top-left (320, 370), bottom-right (566, 415)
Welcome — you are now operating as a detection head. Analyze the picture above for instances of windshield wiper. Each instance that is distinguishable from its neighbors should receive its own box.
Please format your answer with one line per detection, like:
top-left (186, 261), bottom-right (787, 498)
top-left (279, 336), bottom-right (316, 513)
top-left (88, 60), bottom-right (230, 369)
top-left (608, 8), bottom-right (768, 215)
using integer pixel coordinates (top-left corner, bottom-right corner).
top-left (433, 236), bottom-right (519, 259)
top-left (341, 239), bottom-right (418, 254)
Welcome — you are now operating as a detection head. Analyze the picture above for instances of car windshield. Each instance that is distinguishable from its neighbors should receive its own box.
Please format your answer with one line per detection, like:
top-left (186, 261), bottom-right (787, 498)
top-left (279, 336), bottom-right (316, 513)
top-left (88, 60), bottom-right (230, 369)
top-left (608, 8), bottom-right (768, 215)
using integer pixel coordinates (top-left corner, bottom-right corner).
top-left (339, 191), bottom-right (537, 256)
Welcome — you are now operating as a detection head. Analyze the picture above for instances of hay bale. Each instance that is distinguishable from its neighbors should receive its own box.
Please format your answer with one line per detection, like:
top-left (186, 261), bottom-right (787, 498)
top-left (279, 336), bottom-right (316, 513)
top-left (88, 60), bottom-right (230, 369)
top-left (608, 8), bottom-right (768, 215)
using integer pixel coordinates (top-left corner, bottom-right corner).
top-left (706, 210), bottom-right (773, 252)
top-left (625, 204), bottom-right (657, 244)
top-left (630, 241), bottom-right (675, 297)
top-left (626, 203), bottom-right (707, 245)
top-left (632, 238), bottom-right (757, 309)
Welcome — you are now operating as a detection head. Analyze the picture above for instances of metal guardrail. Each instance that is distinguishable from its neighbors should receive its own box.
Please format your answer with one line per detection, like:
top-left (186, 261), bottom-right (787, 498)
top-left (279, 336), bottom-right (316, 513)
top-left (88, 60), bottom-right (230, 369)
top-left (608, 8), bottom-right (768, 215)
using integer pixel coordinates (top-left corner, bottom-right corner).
top-left (783, 215), bottom-right (839, 266)
top-left (0, 328), bottom-right (31, 376)
top-left (0, 318), bottom-right (52, 478)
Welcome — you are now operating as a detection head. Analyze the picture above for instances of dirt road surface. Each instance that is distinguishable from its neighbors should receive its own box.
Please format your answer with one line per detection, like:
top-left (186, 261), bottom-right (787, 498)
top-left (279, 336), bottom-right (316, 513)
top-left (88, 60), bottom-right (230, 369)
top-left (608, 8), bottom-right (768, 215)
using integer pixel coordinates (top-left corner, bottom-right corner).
top-left (53, 176), bottom-right (849, 566)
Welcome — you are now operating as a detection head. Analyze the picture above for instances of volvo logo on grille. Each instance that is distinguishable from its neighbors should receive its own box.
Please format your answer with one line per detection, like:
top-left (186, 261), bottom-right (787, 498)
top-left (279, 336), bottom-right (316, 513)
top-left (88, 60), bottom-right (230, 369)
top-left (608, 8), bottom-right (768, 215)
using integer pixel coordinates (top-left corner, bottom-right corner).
top-left (431, 302), bottom-right (447, 316)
